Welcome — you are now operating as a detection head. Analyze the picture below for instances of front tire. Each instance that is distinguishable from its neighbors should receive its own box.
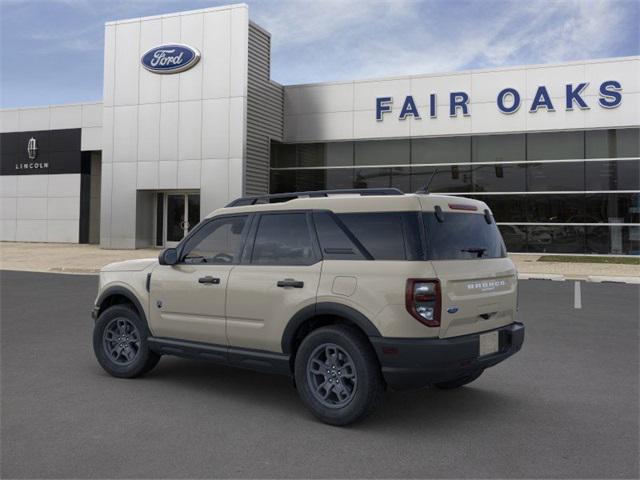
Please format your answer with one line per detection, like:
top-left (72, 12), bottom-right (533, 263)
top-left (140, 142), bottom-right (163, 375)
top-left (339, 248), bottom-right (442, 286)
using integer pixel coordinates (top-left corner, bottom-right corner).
top-left (294, 325), bottom-right (383, 426)
top-left (93, 304), bottom-right (160, 378)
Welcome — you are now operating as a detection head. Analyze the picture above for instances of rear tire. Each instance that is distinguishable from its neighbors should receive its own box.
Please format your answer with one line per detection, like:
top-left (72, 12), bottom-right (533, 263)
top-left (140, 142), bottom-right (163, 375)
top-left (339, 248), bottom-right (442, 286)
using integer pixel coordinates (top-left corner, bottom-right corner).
top-left (294, 325), bottom-right (383, 426)
top-left (434, 369), bottom-right (483, 389)
top-left (93, 304), bottom-right (160, 378)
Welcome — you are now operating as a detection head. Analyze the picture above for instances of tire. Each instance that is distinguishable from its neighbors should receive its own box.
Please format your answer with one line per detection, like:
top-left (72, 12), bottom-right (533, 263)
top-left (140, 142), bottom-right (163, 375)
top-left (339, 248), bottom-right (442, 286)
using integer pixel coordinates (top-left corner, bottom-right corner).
top-left (434, 370), bottom-right (483, 389)
top-left (294, 325), bottom-right (383, 426)
top-left (93, 304), bottom-right (160, 378)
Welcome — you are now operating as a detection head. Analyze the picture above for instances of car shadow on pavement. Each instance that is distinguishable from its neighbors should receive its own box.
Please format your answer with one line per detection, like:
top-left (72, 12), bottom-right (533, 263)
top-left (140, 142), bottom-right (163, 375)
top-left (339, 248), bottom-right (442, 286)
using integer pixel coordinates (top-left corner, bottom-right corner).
top-left (114, 355), bottom-right (525, 430)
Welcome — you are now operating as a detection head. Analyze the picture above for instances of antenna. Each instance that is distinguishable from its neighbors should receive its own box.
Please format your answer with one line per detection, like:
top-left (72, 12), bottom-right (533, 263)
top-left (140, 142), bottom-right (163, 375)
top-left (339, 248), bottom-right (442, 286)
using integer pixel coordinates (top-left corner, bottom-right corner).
top-left (416, 168), bottom-right (438, 194)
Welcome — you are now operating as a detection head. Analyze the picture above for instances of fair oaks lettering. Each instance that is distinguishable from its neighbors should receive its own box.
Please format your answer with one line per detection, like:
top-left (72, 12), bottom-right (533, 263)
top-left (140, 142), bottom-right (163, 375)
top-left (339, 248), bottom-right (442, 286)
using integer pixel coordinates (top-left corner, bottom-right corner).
top-left (376, 80), bottom-right (623, 121)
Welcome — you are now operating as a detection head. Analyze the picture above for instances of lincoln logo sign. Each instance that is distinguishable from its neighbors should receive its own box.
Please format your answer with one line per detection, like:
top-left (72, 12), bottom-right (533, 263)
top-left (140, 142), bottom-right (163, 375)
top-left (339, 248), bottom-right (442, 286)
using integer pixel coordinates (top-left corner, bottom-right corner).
top-left (376, 80), bottom-right (622, 120)
top-left (16, 137), bottom-right (48, 171)
top-left (141, 44), bottom-right (201, 74)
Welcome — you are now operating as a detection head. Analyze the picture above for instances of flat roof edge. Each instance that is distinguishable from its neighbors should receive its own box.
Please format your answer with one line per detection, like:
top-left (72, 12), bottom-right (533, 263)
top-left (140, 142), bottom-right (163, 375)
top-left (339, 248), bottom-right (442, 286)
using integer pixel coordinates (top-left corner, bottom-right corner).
top-left (105, 3), bottom-right (248, 26)
top-left (282, 55), bottom-right (640, 89)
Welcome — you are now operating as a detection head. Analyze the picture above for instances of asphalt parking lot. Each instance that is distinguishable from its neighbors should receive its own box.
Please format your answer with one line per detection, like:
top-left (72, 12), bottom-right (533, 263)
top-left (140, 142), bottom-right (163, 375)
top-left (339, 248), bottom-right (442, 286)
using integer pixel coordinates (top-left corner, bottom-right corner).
top-left (1, 270), bottom-right (638, 479)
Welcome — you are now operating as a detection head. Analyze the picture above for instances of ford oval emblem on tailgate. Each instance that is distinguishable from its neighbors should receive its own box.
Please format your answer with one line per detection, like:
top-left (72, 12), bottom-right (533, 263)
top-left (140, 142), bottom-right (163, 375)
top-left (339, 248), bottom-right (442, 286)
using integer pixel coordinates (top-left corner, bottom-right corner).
top-left (447, 307), bottom-right (459, 314)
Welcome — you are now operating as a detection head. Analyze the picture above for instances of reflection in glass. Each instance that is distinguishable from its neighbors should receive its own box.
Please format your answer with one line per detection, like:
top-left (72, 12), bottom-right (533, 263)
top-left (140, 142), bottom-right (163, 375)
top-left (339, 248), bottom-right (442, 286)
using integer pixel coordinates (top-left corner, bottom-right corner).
top-left (355, 139), bottom-right (409, 166)
top-left (467, 195), bottom-right (527, 222)
top-left (585, 193), bottom-right (640, 224)
top-left (412, 136), bottom-right (471, 164)
top-left (472, 134), bottom-right (525, 162)
top-left (527, 162), bottom-right (585, 191)
top-left (587, 226), bottom-right (640, 255)
top-left (472, 163), bottom-right (526, 192)
top-left (527, 131), bottom-right (584, 160)
top-left (585, 128), bottom-right (640, 158)
top-left (498, 225), bottom-right (528, 253)
top-left (526, 194), bottom-right (585, 222)
top-left (585, 160), bottom-right (640, 190)
top-left (187, 194), bottom-right (200, 233)
top-left (166, 194), bottom-right (185, 242)
top-left (526, 226), bottom-right (585, 254)
top-left (353, 168), bottom-right (391, 189)
top-left (411, 166), bottom-right (473, 192)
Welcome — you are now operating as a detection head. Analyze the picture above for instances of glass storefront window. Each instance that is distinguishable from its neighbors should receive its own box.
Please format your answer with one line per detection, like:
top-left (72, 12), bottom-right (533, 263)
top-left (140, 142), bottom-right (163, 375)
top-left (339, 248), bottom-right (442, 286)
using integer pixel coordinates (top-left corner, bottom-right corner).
top-left (526, 194), bottom-right (585, 222)
top-left (472, 134), bottom-right (525, 162)
top-left (325, 168), bottom-right (354, 190)
top-left (587, 226), bottom-right (640, 255)
top-left (271, 142), bottom-right (296, 168)
top-left (585, 128), bottom-right (640, 158)
top-left (585, 192), bottom-right (640, 224)
top-left (585, 160), bottom-right (640, 190)
top-left (498, 225), bottom-right (528, 253)
top-left (354, 139), bottom-right (409, 166)
top-left (390, 167), bottom-right (411, 193)
top-left (353, 168), bottom-right (391, 189)
top-left (472, 163), bottom-right (526, 192)
top-left (526, 225), bottom-right (586, 254)
top-left (412, 136), bottom-right (471, 164)
top-left (410, 166), bottom-right (473, 192)
top-left (527, 131), bottom-right (584, 160)
top-left (466, 194), bottom-right (528, 222)
top-left (527, 161), bottom-right (585, 191)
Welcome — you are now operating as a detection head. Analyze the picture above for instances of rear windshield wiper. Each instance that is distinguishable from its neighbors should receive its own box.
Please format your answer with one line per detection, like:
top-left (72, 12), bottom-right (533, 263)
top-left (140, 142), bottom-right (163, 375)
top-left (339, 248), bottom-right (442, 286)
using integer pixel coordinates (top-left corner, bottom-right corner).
top-left (461, 247), bottom-right (486, 258)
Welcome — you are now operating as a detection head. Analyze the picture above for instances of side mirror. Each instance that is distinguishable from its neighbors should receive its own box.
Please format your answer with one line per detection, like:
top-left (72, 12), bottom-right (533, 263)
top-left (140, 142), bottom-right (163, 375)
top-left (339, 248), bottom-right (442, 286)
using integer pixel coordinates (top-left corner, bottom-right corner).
top-left (158, 248), bottom-right (178, 266)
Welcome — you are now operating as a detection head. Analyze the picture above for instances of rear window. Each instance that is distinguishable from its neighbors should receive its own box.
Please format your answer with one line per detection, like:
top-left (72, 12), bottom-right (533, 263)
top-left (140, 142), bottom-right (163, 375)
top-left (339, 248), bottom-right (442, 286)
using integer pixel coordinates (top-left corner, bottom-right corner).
top-left (423, 212), bottom-right (506, 260)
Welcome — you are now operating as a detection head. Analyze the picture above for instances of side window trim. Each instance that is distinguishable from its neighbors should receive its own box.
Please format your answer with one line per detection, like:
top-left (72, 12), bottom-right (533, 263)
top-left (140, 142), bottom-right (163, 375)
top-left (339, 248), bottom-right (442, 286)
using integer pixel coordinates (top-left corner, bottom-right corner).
top-left (247, 210), bottom-right (321, 266)
top-left (176, 213), bottom-right (251, 265)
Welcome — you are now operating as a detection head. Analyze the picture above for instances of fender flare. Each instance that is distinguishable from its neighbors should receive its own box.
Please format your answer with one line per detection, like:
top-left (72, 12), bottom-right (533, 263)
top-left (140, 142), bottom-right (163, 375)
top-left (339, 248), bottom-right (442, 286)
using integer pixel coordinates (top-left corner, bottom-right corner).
top-left (95, 286), bottom-right (148, 326)
top-left (281, 302), bottom-right (381, 354)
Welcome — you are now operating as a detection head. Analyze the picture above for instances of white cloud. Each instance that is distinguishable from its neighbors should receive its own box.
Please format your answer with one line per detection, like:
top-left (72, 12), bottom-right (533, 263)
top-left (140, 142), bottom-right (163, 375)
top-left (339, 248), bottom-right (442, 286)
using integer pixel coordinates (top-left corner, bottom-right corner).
top-left (252, 0), bottom-right (634, 84)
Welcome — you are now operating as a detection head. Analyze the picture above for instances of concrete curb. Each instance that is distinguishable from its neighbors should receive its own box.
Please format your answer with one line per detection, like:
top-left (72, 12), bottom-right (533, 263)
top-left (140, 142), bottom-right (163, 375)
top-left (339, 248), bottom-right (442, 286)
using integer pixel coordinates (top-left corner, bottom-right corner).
top-left (517, 273), bottom-right (565, 281)
top-left (518, 273), bottom-right (640, 284)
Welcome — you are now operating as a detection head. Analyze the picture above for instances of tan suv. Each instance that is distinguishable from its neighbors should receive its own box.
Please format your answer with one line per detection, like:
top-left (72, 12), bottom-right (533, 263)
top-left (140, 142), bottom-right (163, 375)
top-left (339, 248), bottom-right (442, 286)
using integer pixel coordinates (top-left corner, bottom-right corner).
top-left (91, 188), bottom-right (524, 425)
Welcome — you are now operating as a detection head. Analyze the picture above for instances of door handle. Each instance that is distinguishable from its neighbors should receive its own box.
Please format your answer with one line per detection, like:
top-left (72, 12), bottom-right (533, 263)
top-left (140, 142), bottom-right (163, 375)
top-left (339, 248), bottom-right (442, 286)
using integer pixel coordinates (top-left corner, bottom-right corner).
top-left (277, 279), bottom-right (304, 288)
top-left (198, 276), bottom-right (220, 285)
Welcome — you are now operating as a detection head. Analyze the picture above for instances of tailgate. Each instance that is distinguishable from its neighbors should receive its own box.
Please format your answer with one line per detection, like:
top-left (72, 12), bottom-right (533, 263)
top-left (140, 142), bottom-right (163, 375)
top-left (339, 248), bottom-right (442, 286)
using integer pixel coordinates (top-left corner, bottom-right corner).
top-left (431, 258), bottom-right (517, 338)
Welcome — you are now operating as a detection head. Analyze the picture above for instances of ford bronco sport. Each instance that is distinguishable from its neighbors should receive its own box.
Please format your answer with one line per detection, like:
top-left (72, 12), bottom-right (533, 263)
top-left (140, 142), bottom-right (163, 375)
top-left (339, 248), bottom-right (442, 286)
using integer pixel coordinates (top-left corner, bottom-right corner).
top-left (92, 188), bottom-right (524, 425)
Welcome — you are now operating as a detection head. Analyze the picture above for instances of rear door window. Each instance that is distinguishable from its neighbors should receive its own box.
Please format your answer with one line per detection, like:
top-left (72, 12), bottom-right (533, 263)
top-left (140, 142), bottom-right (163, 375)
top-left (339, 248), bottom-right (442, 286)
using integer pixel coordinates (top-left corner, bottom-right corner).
top-left (336, 212), bottom-right (421, 260)
top-left (251, 213), bottom-right (317, 265)
top-left (423, 212), bottom-right (506, 260)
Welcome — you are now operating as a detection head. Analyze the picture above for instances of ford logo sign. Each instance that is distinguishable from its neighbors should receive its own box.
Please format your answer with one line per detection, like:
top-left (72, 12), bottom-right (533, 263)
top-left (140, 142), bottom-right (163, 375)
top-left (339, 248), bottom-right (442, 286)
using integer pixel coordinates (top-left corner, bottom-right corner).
top-left (141, 44), bottom-right (200, 74)
top-left (447, 307), bottom-right (459, 314)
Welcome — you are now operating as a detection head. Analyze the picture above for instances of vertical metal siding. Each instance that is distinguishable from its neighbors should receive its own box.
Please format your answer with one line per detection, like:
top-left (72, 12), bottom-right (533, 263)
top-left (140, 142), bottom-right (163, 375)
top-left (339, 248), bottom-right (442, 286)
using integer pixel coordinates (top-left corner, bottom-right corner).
top-left (245, 23), bottom-right (284, 196)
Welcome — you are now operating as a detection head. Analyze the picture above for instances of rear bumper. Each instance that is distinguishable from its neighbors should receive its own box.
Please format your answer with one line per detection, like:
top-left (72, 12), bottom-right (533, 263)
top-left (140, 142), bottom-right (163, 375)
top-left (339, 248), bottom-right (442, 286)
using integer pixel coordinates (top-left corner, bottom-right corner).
top-left (370, 322), bottom-right (525, 391)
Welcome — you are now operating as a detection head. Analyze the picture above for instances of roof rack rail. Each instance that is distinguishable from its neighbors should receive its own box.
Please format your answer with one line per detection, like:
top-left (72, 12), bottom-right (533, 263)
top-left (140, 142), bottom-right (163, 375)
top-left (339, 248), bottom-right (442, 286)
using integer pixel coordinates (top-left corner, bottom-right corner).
top-left (225, 188), bottom-right (404, 207)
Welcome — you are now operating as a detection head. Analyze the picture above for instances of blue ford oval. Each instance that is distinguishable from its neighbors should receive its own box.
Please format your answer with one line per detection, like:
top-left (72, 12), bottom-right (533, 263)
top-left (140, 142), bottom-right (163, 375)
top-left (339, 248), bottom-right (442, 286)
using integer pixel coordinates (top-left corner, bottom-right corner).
top-left (141, 44), bottom-right (200, 74)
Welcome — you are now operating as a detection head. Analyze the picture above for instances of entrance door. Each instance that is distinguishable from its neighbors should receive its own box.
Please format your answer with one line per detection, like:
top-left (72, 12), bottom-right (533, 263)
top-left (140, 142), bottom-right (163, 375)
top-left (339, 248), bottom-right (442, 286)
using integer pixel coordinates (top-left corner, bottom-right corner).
top-left (164, 193), bottom-right (200, 247)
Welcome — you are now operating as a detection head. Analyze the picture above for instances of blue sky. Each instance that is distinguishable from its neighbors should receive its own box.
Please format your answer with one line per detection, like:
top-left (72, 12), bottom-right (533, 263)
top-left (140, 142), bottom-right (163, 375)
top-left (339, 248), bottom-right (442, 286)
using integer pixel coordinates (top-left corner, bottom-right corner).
top-left (1, 0), bottom-right (638, 108)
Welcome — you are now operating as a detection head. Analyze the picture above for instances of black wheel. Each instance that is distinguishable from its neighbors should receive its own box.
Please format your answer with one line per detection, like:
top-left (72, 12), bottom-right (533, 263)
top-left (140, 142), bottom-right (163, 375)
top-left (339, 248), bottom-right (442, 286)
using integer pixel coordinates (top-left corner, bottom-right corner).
top-left (93, 304), bottom-right (160, 378)
top-left (294, 325), bottom-right (383, 426)
top-left (434, 370), bottom-right (483, 389)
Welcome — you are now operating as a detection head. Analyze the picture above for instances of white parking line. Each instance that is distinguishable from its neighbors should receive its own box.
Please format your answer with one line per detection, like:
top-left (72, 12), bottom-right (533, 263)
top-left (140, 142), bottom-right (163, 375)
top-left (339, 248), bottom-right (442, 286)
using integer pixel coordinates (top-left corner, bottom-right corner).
top-left (574, 281), bottom-right (582, 309)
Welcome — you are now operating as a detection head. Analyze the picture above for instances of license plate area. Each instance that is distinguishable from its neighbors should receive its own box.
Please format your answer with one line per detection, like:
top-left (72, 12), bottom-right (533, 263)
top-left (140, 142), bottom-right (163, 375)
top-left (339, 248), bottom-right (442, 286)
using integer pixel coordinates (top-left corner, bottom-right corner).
top-left (479, 330), bottom-right (499, 357)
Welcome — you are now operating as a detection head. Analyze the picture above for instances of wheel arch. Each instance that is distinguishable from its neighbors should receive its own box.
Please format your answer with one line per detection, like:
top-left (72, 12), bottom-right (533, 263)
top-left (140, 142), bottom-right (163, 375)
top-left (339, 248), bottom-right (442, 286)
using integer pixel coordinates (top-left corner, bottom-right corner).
top-left (96, 286), bottom-right (148, 327)
top-left (281, 302), bottom-right (381, 357)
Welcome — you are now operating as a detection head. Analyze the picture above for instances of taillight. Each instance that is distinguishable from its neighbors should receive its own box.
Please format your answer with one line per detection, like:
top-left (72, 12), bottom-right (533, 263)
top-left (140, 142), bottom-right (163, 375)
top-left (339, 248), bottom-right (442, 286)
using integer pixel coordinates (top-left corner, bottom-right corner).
top-left (406, 279), bottom-right (441, 327)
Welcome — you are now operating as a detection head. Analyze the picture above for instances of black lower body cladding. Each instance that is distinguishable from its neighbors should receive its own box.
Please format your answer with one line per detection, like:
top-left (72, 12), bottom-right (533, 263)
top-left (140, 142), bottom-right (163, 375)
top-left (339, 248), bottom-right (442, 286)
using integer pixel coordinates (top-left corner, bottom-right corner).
top-left (370, 322), bottom-right (525, 390)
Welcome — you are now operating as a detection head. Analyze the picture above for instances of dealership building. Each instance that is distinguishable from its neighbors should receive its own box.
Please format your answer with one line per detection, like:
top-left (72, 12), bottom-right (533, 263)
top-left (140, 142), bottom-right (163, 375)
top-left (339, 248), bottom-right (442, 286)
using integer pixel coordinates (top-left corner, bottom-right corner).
top-left (1, 3), bottom-right (638, 254)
